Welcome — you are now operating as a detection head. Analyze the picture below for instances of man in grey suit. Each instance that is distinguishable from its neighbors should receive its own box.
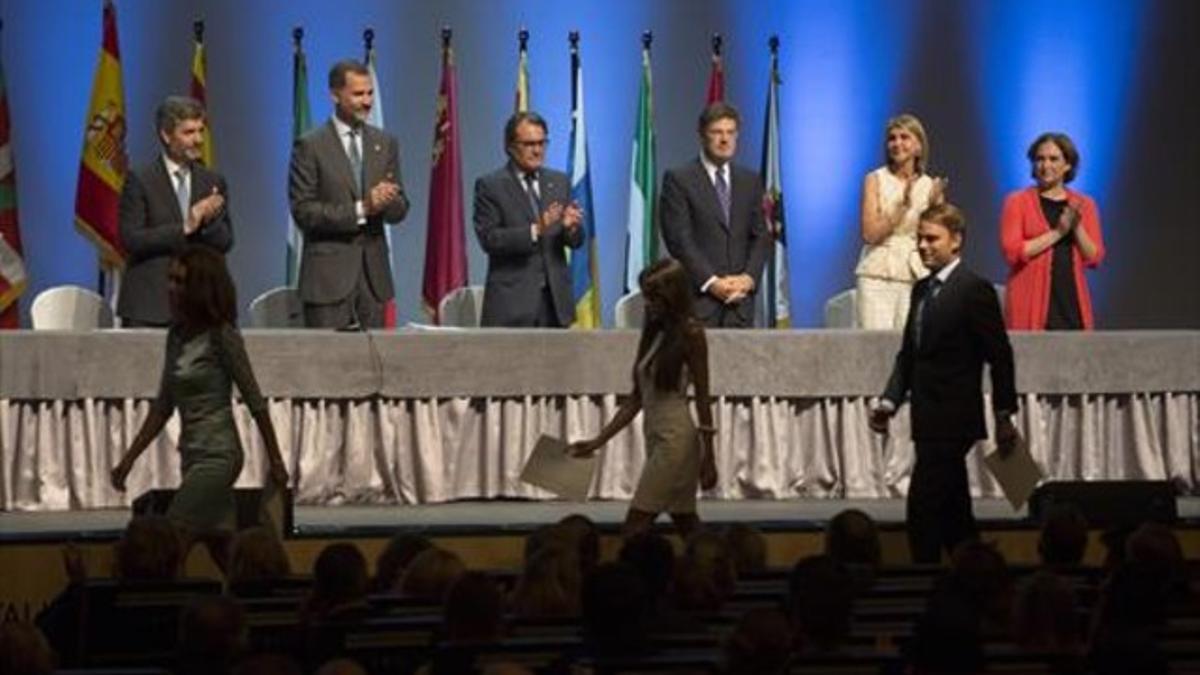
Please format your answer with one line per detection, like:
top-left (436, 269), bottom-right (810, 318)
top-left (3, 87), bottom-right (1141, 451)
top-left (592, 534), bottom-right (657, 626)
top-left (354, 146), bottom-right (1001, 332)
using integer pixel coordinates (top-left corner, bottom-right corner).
top-left (117, 96), bottom-right (231, 327)
top-left (473, 111), bottom-right (584, 327)
top-left (660, 102), bottom-right (769, 328)
top-left (288, 59), bottom-right (408, 329)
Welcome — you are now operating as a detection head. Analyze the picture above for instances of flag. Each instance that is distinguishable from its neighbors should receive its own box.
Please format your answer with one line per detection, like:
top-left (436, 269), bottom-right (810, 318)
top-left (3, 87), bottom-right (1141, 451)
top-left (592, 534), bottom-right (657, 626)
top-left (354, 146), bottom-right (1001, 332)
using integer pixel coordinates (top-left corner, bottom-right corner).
top-left (514, 30), bottom-right (530, 112)
top-left (421, 33), bottom-right (467, 323)
top-left (189, 21), bottom-right (214, 168)
top-left (706, 35), bottom-right (725, 104)
top-left (759, 37), bottom-right (791, 328)
top-left (568, 35), bottom-right (600, 329)
top-left (286, 28), bottom-right (312, 287)
top-left (0, 36), bottom-right (26, 328)
top-left (623, 40), bottom-right (657, 292)
top-left (74, 0), bottom-right (128, 267)
top-left (364, 33), bottom-right (399, 327)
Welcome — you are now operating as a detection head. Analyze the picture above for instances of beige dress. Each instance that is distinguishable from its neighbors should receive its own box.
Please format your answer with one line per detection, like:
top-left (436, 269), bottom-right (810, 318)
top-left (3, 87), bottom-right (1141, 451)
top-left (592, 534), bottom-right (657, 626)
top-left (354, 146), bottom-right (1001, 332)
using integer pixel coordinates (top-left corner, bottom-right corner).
top-left (630, 332), bottom-right (700, 515)
top-left (855, 166), bottom-right (933, 329)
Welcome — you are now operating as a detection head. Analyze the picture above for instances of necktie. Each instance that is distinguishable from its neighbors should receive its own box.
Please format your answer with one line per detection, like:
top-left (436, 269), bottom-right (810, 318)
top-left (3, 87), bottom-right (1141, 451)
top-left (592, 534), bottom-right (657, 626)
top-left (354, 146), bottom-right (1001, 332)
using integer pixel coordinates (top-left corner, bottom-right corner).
top-left (916, 277), bottom-right (942, 348)
top-left (714, 166), bottom-right (731, 224)
top-left (174, 169), bottom-right (189, 221)
top-left (523, 172), bottom-right (543, 221)
top-left (347, 129), bottom-right (364, 197)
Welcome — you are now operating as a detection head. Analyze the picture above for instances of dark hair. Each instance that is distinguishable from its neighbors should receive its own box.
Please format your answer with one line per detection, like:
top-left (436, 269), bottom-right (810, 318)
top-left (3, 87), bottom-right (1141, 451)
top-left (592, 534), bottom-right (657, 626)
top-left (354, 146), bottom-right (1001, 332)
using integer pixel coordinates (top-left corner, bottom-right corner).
top-left (328, 59), bottom-right (369, 90)
top-left (638, 258), bottom-right (697, 391)
top-left (723, 524), bottom-right (768, 576)
top-left (1027, 132), bottom-right (1080, 183)
top-left (1038, 504), bottom-right (1089, 566)
top-left (788, 555), bottom-right (854, 651)
top-left (443, 572), bottom-right (504, 643)
top-left (504, 111), bottom-right (548, 150)
top-left (172, 245), bottom-right (237, 329)
top-left (919, 202), bottom-right (967, 238)
top-left (115, 515), bottom-right (182, 580)
top-left (825, 508), bottom-right (882, 568)
top-left (581, 562), bottom-right (649, 648)
top-left (619, 531), bottom-right (675, 599)
top-left (698, 101), bottom-right (740, 134)
top-left (155, 95), bottom-right (205, 138)
top-left (372, 532), bottom-right (433, 593)
top-left (308, 542), bottom-right (368, 615)
top-left (557, 514), bottom-right (601, 574)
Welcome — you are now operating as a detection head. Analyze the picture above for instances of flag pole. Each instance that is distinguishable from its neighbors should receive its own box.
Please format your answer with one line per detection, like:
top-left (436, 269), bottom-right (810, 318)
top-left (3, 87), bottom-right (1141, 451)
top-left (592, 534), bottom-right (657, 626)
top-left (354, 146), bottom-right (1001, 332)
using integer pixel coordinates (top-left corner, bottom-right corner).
top-left (363, 26), bottom-right (374, 60)
top-left (193, 19), bottom-right (204, 44)
top-left (712, 32), bottom-right (722, 56)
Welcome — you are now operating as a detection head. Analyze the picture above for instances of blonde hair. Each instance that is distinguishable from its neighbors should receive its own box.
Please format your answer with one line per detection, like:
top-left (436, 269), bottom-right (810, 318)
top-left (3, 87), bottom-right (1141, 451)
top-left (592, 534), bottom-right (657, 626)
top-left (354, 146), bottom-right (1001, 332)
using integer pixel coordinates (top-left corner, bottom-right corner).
top-left (884, 113), bottom-right (930, 175)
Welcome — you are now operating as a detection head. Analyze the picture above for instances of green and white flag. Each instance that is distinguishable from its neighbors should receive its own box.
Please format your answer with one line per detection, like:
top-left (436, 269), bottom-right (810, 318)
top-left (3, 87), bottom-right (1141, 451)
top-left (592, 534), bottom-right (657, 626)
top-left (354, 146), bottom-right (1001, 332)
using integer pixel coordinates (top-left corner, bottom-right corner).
top-left (623, 41), bottom-right (657, 292)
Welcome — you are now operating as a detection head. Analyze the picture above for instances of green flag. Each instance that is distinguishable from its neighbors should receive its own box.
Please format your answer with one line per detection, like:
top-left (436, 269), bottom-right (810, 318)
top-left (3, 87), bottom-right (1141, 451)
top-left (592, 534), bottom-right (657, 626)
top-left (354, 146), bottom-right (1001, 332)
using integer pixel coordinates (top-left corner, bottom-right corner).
top-left (286, 28), bottom-right (313, 286)
top-left (623, 41), bottom-right (657, 292)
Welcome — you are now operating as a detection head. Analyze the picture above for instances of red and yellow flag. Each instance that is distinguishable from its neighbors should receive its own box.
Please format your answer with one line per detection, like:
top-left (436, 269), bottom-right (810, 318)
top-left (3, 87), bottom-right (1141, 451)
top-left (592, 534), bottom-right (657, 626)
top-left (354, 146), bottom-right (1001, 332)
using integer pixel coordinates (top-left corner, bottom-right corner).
top-left (74, 0), bottom-right (128, 266)
top-left (0, 31), bottom-right (26, 328)
top-left (190, 20), bottom-right (214, 168)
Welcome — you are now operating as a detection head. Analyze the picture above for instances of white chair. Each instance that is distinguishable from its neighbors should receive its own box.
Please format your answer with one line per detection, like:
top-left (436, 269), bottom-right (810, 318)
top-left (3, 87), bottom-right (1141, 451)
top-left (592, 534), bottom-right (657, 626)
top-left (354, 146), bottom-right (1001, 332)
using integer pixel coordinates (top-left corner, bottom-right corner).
top-left (823, 288), bottom-right (858, 328)
top-left (437, 286), bottom-right (484, 327)
top-left (30, 286), bottom-right (114, 330)
top-left (614, 290), bottom-right (644, 329)
top-left (248, 287), bottom-right (304, 328)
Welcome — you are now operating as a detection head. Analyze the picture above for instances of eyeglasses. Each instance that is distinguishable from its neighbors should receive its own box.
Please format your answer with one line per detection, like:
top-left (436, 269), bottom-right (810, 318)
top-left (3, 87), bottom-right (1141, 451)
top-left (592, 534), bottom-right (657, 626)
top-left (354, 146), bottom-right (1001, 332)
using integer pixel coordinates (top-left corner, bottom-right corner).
top-left (515, 138), bottom-right (549, 149)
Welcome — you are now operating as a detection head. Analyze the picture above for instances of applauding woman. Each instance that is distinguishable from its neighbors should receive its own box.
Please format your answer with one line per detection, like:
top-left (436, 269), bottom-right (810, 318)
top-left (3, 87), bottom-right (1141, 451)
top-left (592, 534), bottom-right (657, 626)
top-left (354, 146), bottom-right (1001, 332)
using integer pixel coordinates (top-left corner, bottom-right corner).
top-left (569, 259), bottom-right (717, 540)
top-left (1000, 132), bottom-right (1105, 330)
top-left (856, 114), bottom-right (948, 329)
top-left (112, 245), bottom-right (288, 570)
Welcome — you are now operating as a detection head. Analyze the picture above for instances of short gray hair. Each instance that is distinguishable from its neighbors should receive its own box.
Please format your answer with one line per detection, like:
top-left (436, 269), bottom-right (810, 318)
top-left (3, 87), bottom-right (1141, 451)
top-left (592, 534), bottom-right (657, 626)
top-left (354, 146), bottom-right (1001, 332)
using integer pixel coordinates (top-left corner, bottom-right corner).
top-left (155, 96), bottom-right (205, 138)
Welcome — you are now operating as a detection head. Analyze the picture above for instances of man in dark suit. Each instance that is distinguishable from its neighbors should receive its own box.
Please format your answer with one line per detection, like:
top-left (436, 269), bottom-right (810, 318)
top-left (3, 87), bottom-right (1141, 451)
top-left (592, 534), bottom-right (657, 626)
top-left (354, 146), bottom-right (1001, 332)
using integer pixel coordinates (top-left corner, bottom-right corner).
top-left (473, 111), bottom-right (584, 327)
top-left (288, 59), bottom-right (408, 329)
top-left (870, 203), bottom-right (1022, 563)
top-left (660, 102), bottom-right (769, 328)
top-left (117, 96), bottom-right (231, 327)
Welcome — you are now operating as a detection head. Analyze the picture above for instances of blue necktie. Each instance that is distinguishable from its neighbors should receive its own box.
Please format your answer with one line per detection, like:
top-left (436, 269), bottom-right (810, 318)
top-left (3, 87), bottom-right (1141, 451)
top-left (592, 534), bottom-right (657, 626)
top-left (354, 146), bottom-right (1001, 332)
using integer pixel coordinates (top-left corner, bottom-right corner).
top-left (714, 166), bottom-right (731, 224)
top-left (916, 277), bottom-right (942, 348)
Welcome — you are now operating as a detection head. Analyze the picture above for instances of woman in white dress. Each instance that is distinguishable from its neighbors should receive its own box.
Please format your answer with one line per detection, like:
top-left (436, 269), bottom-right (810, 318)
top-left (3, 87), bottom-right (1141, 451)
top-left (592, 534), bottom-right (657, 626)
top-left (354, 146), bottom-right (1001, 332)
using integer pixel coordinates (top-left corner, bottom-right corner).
top-left (569, 258), bottom-right (717, 540)
top-left (856, 114), bottom-right (948, 329)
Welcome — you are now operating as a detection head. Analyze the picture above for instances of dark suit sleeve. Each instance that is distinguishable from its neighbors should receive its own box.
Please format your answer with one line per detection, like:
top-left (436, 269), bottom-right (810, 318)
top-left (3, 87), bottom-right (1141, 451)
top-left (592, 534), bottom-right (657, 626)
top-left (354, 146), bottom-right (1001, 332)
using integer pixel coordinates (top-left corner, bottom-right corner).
top-left (473, 176), bottom-right (536, 256)
top-left (118, 172), bottom-right (187, 260)
top-left (196, 174), bottom-right (233, 253)
top-left (744, 173), bottom-right (770, 282)
top-left (380, 134), bottom-right (409, 224)
top-left (287, 136), bottom-right (359, 237)
top-left (969, 279), bottom-right (1018, 413)
top-left (882, 286), bottom-right (918, 407)
top-left (660, 170), bottom-right (716, 287)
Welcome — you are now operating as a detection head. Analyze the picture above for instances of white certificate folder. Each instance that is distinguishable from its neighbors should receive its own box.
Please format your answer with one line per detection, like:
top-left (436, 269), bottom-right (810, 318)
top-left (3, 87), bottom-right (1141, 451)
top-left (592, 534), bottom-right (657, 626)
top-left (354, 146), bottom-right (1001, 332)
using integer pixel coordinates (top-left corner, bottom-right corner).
top-left (520, 435), bottom-right (598, 502)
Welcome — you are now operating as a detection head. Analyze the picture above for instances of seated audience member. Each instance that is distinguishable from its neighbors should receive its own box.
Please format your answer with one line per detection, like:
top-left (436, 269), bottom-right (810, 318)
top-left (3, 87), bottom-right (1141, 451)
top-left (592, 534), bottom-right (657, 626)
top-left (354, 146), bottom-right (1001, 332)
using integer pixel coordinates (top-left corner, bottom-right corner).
top-left (721, 608), bottom-right (792, 675)
top-left (723, 523), bottom-right (768, 576)
top-left (1126, 522), bottom-right (1189, 600)
top-left (509, 543), bottom-right (581, 618)
top-left (619, 531), bottom-right (702, 635)
top-left (949, 540), bottom-right (1013, 638)
top-left (370, 532), bottom-right (432, 593)
top-left (673, 530), bottom-right (738, 612)
top-left (580, 562), bottom-right (652, 656)
top-left (523, 523), bottom-right (570, 563)
top-left (558, 513), bottom-right (602, 574)
top-left (1011, 571), bottom-right (1084, 660)
top-left (1037, 503), bottom-right (1089, 567)
top-left (1088, 561), bottom-right (1170, 675)
top-left (0, 621), bottom-right (54, 675)
top-left (302, 542), bottom-right (370, 624)
top-left (824, 508), bottom-right (883, 591)
top-left (1099, 524), bottom-right (1134, 572)
top-left (398, 547), bottom-right (466, 603)
top-left (787, 555), bottom-right (855, 654)
top-left (443, 572), bottom-right (505, 644)
top-left (905, 575), bottom-right (986, 675)
top-left (176, 595), bottom-right (248, 675)
top-left (232, 653), bottom-right (303, 675)
top-left (227, 526), bottom-right (292, 594)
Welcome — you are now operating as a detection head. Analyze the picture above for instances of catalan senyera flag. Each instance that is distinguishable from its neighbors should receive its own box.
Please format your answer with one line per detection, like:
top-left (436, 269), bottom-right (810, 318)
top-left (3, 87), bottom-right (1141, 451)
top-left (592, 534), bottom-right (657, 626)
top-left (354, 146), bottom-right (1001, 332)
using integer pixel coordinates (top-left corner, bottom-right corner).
top-left (759, 38), bottom-right (792, 328)
top-left (706, 39), bottom-right (725, 104)
top-left (74, 0), bottom-right (128, 267)
top-left (364, 39), bottom-right (399, 328)
top-left (286, 30), bottom-right (312, 287)
top-left (421, 36), bottom-right (467, 323)
top-left (0, 41), bottom-right (26, 328)
top-left (189, 23), bottom-right (214, 168)
top-left (568, 37), bottom-right (600, 329)
top-left (623, 42), bottom-right (657, 292)
top-left (514, 34), bottom-right (530, 113)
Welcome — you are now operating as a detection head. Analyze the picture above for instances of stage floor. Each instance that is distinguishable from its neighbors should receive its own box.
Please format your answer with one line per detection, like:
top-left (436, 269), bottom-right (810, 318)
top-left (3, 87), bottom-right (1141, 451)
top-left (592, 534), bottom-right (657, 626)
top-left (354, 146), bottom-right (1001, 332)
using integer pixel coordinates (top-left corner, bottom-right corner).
top-left (4, 497), bottom-right (1200, 542)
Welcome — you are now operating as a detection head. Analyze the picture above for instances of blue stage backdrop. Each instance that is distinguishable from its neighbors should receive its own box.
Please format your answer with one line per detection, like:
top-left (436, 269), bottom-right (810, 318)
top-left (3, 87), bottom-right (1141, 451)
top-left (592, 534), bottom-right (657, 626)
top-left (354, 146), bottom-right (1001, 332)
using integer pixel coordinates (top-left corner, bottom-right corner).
top-left (3, 0), bottom-right (1197, 328)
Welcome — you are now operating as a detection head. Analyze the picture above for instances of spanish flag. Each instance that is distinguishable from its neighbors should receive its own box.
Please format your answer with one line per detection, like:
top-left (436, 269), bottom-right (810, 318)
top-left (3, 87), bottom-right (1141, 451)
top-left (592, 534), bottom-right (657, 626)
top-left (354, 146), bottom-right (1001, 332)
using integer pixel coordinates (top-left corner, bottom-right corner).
top-left (74, 0), bottom-right (128, 266)
top-left (190, 20), bottom-right (214, 168)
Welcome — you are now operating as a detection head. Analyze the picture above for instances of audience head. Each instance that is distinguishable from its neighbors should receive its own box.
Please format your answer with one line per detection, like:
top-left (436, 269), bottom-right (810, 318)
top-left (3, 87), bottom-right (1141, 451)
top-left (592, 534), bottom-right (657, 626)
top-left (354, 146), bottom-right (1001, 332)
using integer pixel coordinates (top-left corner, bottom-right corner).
top-left (523, 523), bottom-right (569, 563)
top-left (1027, 131), bottom-right (1079, 186)
top-left (1126, 521), bottom-right (1186, 589)
top-left (697, 101), bottom-right (740, 165)
top-left (372, 532), bottom-right (432, 592)
top-left (949, 540), bottom-right (1012, 632)
top-left (1088, 560), bottom-right (1171, 674)
top-left (0, 622), bottom-right (54, 675)
top-left (176, 595), bottom-right (247, 675)
top-left (673, 530), bottom-right (737, 612)
top-left (825, 508), bottom-right (883, 569)
top-left (883, 113), bottom-right (929, 174)
top-left (443, 571), bottom-right (505, 643)
top-left (398, 547), bottom-right (466, 603)
top-left (907, 575), bottom-right (985, 674)
top-left (114, 515), bottom-right (182, 580)
top-left (155, 95), bottom-right (207, 164)
top-left (510, 544), bottom-right (581, 618)
top-left (228, 526), bottom-right (291, 586)
top-left (787, 554), bottom-right (855, 653)
top-left (581, 562), bottom-right (649, 649)
top-left (557, 513), bottom-right (601, 574)
top-left (722, 609), bottom-right (792, 675)
top-left (309, 542), bottom-right (368, 615)
top-left (1011, 571), bottom-right (1082, 654)
top-left (619, 531), bottom-right (676, 601)
top-left (723, 523), bottom-right (768, 576)
top-left (1038, 503), bottom-right (1089, 567)
top-left (1100, 523), bottom-right (1135, 571)
top-left (169, 244), bottom-right (237, 329)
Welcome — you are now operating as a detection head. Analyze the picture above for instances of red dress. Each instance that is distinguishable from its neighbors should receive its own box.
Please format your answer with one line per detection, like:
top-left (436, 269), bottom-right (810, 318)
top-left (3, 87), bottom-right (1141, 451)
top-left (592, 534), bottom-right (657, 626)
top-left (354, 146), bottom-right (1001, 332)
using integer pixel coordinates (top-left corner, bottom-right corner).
top-left (999, 187), bottom-right (1105, 330)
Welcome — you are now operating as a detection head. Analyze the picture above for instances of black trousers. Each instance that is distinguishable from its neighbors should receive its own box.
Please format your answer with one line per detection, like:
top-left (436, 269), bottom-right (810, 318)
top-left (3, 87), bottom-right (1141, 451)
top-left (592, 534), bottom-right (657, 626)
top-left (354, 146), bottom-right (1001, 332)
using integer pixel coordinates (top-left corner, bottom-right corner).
top-left (907, 438), bottom-right (978, 563)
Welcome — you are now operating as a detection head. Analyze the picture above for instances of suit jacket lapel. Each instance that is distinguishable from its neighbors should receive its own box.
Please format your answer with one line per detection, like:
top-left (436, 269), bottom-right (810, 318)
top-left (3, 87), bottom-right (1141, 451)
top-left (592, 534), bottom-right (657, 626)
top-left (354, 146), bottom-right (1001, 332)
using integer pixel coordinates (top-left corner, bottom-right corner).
top-left (921, 264), bottom-right (965, 353)
top-left (322, 120), bottom-right (360, 197)
top-left (691, 160), bottom-right (728, 230)
top-left (503, 165), bottom-right (539, 223)
top-left (362, 126), bottom-right (385, 188)
top-left (149, 159), bottom-right (184, 221)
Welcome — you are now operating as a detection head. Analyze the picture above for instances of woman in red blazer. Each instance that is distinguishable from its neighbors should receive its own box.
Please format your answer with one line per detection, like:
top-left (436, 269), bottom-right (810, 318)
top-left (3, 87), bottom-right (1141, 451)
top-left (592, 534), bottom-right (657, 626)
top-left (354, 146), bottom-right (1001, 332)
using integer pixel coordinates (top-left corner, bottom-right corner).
top-left (1000, 133), bottom-right (1105, 330)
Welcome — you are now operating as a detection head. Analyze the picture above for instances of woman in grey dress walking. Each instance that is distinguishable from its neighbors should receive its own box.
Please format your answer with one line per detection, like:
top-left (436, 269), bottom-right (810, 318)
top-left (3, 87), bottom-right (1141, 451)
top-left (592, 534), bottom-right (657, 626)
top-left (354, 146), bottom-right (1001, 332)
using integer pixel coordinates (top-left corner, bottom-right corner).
top-left (111, 245), bottom-right (288, 571)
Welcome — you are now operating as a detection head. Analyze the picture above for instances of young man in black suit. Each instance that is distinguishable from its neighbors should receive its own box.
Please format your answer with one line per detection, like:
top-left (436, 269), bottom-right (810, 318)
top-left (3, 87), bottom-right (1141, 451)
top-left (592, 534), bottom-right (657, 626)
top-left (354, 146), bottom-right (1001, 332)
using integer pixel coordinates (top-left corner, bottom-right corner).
top-left (870, 203), bottom-right (1022, 563)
